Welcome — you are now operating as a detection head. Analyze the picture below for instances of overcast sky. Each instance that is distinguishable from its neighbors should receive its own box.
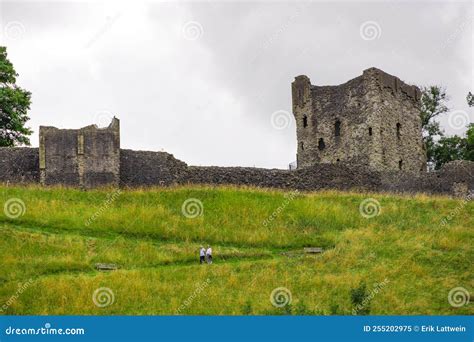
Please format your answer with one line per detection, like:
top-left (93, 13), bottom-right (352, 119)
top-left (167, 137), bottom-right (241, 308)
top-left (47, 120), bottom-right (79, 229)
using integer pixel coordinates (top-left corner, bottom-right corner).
top-left (0, 0), bottom-right (472, 168)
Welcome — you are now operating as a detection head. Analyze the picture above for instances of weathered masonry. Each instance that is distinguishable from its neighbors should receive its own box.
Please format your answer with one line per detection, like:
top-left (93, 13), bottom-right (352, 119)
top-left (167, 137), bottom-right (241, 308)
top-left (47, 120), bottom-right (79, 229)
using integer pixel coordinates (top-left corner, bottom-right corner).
top-left (0, 68), bottom-right (472, 196)
top-left (292, 68), bottom-right (426, 173)
top-left (39, 118), bottom-right (120, 187)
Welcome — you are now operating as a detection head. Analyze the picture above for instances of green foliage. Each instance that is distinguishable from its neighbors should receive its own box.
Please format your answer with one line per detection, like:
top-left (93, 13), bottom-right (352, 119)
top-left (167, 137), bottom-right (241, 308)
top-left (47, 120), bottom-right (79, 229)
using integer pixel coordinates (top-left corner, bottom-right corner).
top-left (467, 92), bottom-right (474, 107)
top-left (420, 86), bottom-right (449, 128)
top-left (241, 300), bottom-right (253, 315)
top-left (420, 86), bottom-right (474, 169)
top-left (0, 46), bottom-right (32, 147)
top-left (329, 303), bottom-right (342, 315)
top-left (419, 86), bottom-right (449, 165)
top-left (350, 281), bottom-right (370, 315)
top-left (430, 124), bottom-right (474, 169)
top-left (281, 303), bottom-right (293, 315)
top-left (294, 301), bottom-right (309, 315)
top-left (431, 135), bottom-right (467, 170)
top-left (465, 124), bottom-right (474, 160)
top-left (294, 301), bottom-right (320, 315)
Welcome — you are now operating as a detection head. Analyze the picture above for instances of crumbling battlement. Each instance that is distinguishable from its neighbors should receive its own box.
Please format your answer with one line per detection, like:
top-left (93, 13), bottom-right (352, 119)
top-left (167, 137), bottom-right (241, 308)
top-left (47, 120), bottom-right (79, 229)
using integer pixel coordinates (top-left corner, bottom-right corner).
top-left (364, 67), bottom-right (421, 102)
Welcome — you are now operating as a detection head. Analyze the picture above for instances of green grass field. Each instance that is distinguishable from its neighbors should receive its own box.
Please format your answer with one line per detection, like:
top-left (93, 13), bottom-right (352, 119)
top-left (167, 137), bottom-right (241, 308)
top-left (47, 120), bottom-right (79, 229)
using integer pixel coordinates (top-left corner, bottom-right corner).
top-left (0, 185), bottom-right (472, 315)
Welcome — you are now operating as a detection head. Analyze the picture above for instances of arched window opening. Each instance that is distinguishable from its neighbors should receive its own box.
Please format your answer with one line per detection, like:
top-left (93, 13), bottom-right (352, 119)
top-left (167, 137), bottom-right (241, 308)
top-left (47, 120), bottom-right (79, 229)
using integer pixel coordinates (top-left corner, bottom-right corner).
top-left (399, 159), bottom-right (403, 170)
top-left (300, 141), bottom-right (304, 151)
top-left (396, 123), bottom-right (401, 139)
top-left (318, 138), bottom-right (326, 151)
top-left (303, 115), bottom-right (308, 128)
top-left (369, 127), bottom-right (373, 136)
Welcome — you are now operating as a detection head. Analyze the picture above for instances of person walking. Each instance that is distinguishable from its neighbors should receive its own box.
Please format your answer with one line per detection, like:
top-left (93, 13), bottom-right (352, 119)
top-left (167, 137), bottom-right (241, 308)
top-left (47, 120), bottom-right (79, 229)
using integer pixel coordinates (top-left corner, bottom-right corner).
top-left (199, 246), bottom-right (206, 264)
top-left (206, 245), bottom-right (213, 264)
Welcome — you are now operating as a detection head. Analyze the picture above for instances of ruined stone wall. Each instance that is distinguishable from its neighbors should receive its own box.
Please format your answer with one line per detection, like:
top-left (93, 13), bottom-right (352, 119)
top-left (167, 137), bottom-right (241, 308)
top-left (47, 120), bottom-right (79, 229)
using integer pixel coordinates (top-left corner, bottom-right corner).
top-left (0, 145), bottom-right (471, 197)
top-left (39, 118), bottom-right (120, 188)
top-left (379, 160), bottom-right (474, 197)
top-left (0, 147), bottom-right (39, 184)
top-left (184, 164), bottom-right (382, 192)
top-left (292, 68), bottom-right (426, 173)
top-left (184, 162), bottom-right (472, 196)
top-left (119, 149), bottom-right (188, 187)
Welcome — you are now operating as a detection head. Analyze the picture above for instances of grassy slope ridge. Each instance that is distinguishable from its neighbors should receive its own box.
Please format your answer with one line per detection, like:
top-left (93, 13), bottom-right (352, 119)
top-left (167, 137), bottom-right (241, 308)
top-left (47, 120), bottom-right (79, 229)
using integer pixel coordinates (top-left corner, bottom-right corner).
top-left (0, 185), bottom-right (472, 315)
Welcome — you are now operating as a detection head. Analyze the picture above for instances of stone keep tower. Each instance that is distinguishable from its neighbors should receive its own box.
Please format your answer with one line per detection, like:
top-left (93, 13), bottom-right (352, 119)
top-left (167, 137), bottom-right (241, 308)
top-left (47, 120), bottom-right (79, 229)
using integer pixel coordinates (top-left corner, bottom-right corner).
top-left (292, 67), bottom-right (426, 173)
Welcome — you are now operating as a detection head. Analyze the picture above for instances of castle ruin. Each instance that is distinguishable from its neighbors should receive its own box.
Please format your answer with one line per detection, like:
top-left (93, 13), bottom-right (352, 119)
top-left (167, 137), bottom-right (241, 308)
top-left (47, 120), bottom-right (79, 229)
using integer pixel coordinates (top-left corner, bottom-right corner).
top-left (0, 68), bottom-right (472, 196)
top-left (292, 68), bottom-right (426, 172)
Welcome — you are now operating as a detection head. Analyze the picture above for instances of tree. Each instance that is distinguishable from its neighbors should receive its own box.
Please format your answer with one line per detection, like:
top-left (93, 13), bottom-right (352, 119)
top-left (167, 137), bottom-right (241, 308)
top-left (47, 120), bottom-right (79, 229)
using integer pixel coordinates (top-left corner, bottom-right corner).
top-left (464, 93), bottom-right (474, 160)
top-left (419, 86), bottom-right (449, 165)
top-left (431, 123), bottom-right (474, 169)
top-left (431, 135), bottom-right (467, 170)
top-left (463, 123), bottom-right (474, 161)
top-left (467, 92), bottom-right (474, 107)
top-left (419, 87), bottom-right (474, 169)
top-left (0, 46), bottom-right (32, 146)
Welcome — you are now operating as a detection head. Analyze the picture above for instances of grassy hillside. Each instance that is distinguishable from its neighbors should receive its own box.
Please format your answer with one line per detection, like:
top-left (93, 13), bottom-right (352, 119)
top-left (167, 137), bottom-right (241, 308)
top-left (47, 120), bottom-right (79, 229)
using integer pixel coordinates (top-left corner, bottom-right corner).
top-left (0, 185), bottom-right (472, 315)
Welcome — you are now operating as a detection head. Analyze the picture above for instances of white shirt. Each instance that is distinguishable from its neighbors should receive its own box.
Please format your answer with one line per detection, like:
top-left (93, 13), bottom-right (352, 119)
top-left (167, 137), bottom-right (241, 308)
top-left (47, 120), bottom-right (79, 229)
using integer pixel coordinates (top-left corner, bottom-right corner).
top-left (200, 248), bottom-right (205, 256)
top-left (206, 248), bottom-right (212, 256)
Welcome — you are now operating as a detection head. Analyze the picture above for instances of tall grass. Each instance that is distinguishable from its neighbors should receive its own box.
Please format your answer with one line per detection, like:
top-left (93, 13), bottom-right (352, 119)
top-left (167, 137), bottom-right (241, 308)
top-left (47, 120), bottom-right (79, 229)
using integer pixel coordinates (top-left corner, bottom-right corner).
top-left (0, 185), bottom-right (472, 315)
